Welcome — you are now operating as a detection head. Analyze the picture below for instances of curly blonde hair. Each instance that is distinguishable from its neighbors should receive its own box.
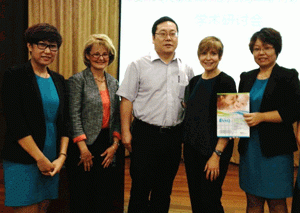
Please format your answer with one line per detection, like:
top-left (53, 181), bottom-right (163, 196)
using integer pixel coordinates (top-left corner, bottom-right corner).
top-left (83, 34), bottom-right (116, 67)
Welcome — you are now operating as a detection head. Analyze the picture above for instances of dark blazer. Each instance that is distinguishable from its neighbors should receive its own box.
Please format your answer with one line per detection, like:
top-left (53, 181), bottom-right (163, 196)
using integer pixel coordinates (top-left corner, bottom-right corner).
top-left (68, 68), bottom-right (121, 146)
top-left (238, 64), bottom-right (300, 157)
top-left (184, 72), bottom-right (237, 160)
top-left (1, 61), bottom-right (69, 164)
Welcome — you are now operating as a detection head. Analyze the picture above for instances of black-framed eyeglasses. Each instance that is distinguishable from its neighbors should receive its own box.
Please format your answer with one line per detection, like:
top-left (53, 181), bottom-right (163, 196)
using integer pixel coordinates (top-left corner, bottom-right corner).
top-left (89, 52), bottom-right (110, 60)
top-left (155, 32), bottom-right (178, 39)
top-left (35, 42), bottom-right (58, 52)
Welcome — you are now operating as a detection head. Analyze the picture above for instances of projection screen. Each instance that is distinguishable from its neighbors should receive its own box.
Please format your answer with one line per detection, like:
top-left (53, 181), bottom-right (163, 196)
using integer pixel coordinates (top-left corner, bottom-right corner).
top-left (119, 0), bottom-right (300, 87)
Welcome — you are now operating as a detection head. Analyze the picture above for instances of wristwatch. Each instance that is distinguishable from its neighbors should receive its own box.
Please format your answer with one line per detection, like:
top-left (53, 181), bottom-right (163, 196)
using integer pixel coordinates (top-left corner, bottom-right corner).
top-left (214, 149), bottom-right (222, 157)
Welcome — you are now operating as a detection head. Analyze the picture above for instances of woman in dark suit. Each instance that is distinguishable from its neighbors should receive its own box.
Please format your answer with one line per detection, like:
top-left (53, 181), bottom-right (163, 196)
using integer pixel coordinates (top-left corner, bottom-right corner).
top-left (66, 34), bottom-right (121, 213)
top-left (1, 23), bottom-right (69, 212)
top-left (183, 36), bottom-right (236, 213)
top-left (238, 28), bottom-right (300, 213)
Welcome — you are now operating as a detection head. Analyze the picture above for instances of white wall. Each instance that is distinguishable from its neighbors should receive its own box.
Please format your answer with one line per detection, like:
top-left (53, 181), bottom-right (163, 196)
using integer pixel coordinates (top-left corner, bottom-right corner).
top-left (120, 0), bottom-right (300, 87)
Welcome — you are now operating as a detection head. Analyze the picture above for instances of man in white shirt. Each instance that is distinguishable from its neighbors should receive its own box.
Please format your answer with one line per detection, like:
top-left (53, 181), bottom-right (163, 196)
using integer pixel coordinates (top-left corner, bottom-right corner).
top-left (117, 16), bottom-right (194, 213)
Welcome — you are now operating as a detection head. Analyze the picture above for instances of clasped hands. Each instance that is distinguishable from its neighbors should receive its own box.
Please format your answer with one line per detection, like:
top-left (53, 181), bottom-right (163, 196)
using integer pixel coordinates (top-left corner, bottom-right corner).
top-left (37, 155), bottom-right (66, 176)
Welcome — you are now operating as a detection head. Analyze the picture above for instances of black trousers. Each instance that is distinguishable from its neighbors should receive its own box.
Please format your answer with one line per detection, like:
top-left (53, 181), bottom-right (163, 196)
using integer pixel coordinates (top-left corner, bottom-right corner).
top-left (292, 180), bottom-right (300, 213)
top-left (66, 129), bottom-right (117, 213)
top-left (127, 119), bottom-right (182, 213)
top-left (184, 143), bottom-right (231, 213)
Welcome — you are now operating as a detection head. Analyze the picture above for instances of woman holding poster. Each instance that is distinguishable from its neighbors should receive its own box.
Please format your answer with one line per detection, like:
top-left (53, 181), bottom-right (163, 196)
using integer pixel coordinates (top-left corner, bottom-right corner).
top-left (183, 36), bottom-right (236, 213)
top-left (238, 28), bottom-right (300, 213)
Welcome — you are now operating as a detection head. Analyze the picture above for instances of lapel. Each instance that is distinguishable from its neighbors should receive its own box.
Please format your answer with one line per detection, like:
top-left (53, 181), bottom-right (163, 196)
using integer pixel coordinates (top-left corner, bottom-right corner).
top-left (260, 64), bottom-right (280, 109)
top-left (85, 68), bottom-right (102, 109)
top-left (243, 64), bottom-right (280, 110)
top-left (49, 68), bottom-right (63, 112)
top-left (24, 61), bottom-right (45, 116)
top-left (105, 72), bottom-right (114, 106)
top-left (242, 69), bottom-right (260, 92)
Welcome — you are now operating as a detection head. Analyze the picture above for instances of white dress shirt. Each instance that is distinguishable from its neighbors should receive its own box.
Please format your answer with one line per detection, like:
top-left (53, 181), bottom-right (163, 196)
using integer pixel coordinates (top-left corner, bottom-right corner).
top-left (117, 50), bottom-right (194, 127)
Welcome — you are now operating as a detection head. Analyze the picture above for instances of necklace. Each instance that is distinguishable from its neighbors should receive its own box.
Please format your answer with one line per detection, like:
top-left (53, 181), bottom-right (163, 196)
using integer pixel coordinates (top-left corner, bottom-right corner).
top-left (94, 77), bottom-right (106, 83)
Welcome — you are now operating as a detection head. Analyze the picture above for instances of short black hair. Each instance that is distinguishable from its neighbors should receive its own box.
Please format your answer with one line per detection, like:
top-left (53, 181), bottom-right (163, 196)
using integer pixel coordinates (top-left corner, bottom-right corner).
top-left (152, 16), bottom-right (178, 36)
top-left (25, 23), bottom-right (62, 48)
top-left (249, 28), bottom-right (282, 56)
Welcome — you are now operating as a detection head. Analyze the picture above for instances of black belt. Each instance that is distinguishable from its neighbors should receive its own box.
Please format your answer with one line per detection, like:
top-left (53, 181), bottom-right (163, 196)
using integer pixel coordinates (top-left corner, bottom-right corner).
top-left (134, 118), bottom-right (181, 134)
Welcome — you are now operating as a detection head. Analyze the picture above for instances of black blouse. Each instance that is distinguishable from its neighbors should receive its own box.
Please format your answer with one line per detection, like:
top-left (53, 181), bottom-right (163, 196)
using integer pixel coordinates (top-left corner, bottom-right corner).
top-left (183, 72), bottom-right (237, 160)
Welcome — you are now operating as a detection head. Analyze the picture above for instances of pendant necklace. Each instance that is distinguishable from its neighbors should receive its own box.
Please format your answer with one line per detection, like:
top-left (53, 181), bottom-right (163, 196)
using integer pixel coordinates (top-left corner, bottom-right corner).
top-left (94, 76), bottom-right (106, 83)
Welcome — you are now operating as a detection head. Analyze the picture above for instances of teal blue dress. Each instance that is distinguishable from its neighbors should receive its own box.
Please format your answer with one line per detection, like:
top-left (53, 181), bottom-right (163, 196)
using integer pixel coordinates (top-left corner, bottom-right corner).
top-left (3, 75), bottom-right (60, 207)
top-left (239, 79), bottom-right (294, 199)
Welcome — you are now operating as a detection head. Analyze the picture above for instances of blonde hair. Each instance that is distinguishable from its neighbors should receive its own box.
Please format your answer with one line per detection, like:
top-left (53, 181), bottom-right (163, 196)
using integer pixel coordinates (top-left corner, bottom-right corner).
top-left (83, 34), bottom-right (116, 67)
top-left (197, 36), bottom-right (223, 58)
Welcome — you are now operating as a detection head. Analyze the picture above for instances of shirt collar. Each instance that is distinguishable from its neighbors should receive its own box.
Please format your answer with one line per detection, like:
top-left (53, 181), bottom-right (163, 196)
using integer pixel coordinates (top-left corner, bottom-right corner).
top-left (150, 49), bottom-right (179, 62)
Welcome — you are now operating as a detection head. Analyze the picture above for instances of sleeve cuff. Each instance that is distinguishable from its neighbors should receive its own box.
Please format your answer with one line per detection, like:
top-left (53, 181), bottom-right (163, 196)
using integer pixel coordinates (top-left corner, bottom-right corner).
top-left (113, 131), bottom-right (121, 140)
top-left (73, 134), bottom-right (87, 143)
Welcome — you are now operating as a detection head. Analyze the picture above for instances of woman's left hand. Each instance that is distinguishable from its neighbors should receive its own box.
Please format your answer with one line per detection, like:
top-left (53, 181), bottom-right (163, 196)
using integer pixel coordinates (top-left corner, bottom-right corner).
top-left (101, 144), bottom-right (117, 168)
top-left (243, 112), bottom-right (264, 127)
top-left (204, 155), bottom-right (220, 181)
top-left (49, 155), bottom-right (66, 176)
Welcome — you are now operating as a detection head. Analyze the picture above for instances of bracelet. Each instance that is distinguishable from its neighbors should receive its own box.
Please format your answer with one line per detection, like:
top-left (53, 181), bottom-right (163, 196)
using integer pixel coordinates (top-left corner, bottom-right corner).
top-left (113, 141), bottom-right (120, 147)
top-left (214, 150), bottom-right (222, 157)
top-left (59, 153), bottom-right (67, 158)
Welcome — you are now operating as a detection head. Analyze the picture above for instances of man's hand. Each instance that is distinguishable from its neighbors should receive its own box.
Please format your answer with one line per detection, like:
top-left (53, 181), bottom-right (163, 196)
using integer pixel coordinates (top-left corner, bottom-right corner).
top-left (120, 97), bottom-right (133, 153)
top-left (122, 131), bottom-right (132, 152)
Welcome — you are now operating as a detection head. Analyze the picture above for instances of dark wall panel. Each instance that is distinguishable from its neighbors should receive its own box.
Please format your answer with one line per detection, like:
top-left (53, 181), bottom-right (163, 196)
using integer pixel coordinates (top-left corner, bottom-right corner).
top-left (0, 0), bottom-right (28, 153)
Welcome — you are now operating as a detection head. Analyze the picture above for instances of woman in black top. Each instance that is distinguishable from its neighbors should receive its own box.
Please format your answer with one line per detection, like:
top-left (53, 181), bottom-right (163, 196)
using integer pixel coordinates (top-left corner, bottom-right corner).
top-left (183, 36), bottom-right (236, 213)
top-left (1, 23), bottom-right (69, 212)
top-left (238, 28), bottom-right (300, 213)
